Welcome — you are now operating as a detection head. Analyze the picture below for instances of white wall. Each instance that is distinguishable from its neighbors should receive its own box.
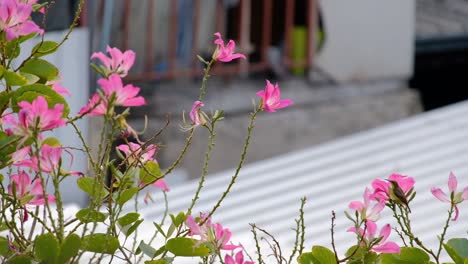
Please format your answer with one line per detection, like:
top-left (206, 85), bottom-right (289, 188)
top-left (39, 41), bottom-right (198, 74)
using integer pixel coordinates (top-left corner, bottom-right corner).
top-left (315, 0), bottom-right (415, 82)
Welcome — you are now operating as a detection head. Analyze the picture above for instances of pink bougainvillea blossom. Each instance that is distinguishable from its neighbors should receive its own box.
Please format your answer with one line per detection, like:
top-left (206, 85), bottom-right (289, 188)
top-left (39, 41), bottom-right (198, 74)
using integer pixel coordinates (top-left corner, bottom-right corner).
top-left (78, 93), bottom-right (107, 116)
top-left (190, 101), bottom-right (205, 126)
top-left (213, 32), bottom-right (246, 62)
top-left (347, 221), bottom-right (400, 254)
top-left (371, 173), bottom-right (415, 203)
top-left (0, 0), bottom-right (44, 40)
top-left (8, 171), bottom-right (55, 206)
top-left (348, 187), bottom-right (385, 222)
top-left (186, 213), bottom-right (240, 250)
top-left (2, 96), bottom-right (65, 138)
top-left (225, 251), bottom-right (254, 264)
top-left (431, 172), bottom-right (468, 221)
top-left (91, 46), bottom-right (135, 77)
top-left (256, 80), bottom-right (293, 112)
top-left (98, 74), bottom-right (146, 107)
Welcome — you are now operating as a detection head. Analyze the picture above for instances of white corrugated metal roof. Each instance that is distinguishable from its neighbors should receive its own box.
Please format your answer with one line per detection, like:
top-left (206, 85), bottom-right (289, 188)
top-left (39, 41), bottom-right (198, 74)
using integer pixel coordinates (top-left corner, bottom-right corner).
top-left (134, 100), bottom-right (468, 262)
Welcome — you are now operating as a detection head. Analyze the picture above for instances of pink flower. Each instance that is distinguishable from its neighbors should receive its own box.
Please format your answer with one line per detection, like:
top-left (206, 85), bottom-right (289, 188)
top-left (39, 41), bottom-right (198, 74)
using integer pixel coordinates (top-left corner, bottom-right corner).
top-left (213, 32), bottom-right (246, 62)
top-left (79, 74), bottom-right (145, 116)
top-left (3, 96), bottom-right (65, 138)
top-left (256, 80), bottom-right (293, 112)
top-left (117, 142), bottom-right (157, 165)
top-left (371, 173), bottom-right (415, 203)
top-left (16, 145), bottom-right (61, 173)
top-left (78, 93), bottom-right (107, 116)
top-left (8, 171), bottom-right (55, 206)
top-left (212, 223), bottom-right (241, 250)
top-left (347, 221), bottom-right (400, 254)
top-left (47, 78), bottom-right (71, 96)
top-left (117, 142), bottom-right (169, 199)
top-left (186, 213), bottom-right (211, 242)
top-left (98, 74), bottom-right (146, 107)
top-left (190, 101), bottom-right (205, 126)
top-left (431, 172), bottom-right (468, 221)
top-left (91, 46), bottom-right (135, 77)
top-left (11, 146), bottom-right (31, 165)
top-left (225, 251), bottom-right (254, 264)
top-left (349, 188), bottom-right (385, 222)
top-left (186, 213), bottom-right (240, 250)
top-left (0, 0), bottom-right (44, 40)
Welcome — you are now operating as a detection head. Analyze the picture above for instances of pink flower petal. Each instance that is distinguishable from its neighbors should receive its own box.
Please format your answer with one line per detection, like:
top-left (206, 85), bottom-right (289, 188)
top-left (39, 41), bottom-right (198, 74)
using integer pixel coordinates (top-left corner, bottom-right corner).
top-left (431, 187), bottom-right (450, 203)
top-left (448, 172), bottom-right (457, 193)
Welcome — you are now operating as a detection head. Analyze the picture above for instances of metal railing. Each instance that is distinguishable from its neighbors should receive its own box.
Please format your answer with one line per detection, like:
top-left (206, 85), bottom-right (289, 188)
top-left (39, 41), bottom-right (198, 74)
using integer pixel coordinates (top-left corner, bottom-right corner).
top-left (92, 0), bottom-right (317, 81)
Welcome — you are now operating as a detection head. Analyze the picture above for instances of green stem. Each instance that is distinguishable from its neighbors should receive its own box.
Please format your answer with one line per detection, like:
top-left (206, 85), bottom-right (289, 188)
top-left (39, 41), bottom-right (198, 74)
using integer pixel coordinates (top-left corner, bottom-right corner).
top-left (199, 60), bottom-right (215, 101)
top-left (52, 173), bottom-right (64, 242)
top-left (187, 125), bottom-right (216, 215)
top-left (435, 203), bottom-right (455, 263)
top-left (203, 107), bottom-right (260, 223)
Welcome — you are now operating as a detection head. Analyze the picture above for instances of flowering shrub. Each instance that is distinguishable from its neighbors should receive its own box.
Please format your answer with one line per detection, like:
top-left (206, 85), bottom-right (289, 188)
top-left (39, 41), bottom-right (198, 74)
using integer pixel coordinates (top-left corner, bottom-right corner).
top-left (0, 1), bottom-right (466, 263)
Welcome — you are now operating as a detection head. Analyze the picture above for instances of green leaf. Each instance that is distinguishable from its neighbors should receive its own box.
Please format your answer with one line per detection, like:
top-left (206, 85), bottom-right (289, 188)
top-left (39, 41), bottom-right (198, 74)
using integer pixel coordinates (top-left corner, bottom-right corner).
top-left (311, 246), bottom-right (337, 264)
top-left (153, 222), bottom-right (167, 238)
top-left (42, 137), bottom-right (62, 147)
top-left (122, 219), bottom-right (143, 237)
top-left (12, 84), bottom-right (70, 117)
top-left (139, 161), bottom-right (162, 185)
top-left (17, 33), bottom-right (39, 43)
top-left (77, 177), bottom-right (108, 199)
top-left (34, 233), bottom-right (59, 264)
top-left (138, 241), bottom-right (157, 258)
top-left (173, 212), bottom-right (186, 227)
top-left (117, 187), bottom-right (139, 206)
top-left (0, 237), bottom-right (11, 257)
top-left (19, 58), bottom-right (59, 82)
top-left (81, 234), bottom-right (119, 254)
top-left (19, 72), bottom-right (40, 85)
top-left (0, 132), bottom-right (19, 169)
top-left (381, 247), bottom-right (430, 264)
top-left (0, 91), bottom-right (12, 112)
top-left (76, 208), bottom-right (108, 223)
top-left (5, 41), bottom-right (20, 59)
top-left (0, 65), bottom-right (4, 78)
top-left (32, 41), bottom-right (59, 57)
top-left (443, 238), bottom-right (466, 264)
top-left (58, 233), bottom-right (81, 263)
top-left (447, 238), bottom-right (468, 259)
top-left (4, 70), bottom-right (27, 86)
top-left (298, 252), bottom-right (319, 264)
top-left (7, 255), bottom-right (33, 264)
top-left (165, 237), bottom-right (210, 257)
top-left (145, 259), bottom-right (173, 264)
top-left (345, 245), bottom-right (379, 264)
top-left (298, 246), bottom-right (339, 264)
top-left (117, 212), bottom-right (140, 227)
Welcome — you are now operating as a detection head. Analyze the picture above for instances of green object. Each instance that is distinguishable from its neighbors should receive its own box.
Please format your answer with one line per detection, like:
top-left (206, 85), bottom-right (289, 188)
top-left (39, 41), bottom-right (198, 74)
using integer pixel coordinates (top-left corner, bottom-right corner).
top-left (165, 237), bottom-right (210, 257)
top-left (292, 26), bottom-right (307, 76)
top-left (34, 233), bottom-right (60, 264)
top-left (58, 234), bottom-right (81, 263)
top-left (81, 233), bottom-right (119, 254)
top-left (380, 247), bottom-right (430, 264)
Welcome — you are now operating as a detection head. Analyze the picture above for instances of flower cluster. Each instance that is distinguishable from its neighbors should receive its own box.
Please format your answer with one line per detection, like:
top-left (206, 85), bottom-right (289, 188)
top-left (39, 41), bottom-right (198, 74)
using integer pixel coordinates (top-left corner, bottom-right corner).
top-left (187, 213), bottom-right (252, 263)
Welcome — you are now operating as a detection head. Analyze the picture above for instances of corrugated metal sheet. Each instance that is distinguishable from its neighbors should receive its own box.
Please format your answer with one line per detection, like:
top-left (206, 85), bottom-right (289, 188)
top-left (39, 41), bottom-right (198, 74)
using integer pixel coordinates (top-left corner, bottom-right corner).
top-left (133, 100), bottom-right (468, 262)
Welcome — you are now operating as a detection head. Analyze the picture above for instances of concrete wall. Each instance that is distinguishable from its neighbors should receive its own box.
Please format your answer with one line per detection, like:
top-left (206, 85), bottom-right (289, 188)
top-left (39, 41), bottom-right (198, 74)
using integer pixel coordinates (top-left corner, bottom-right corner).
top-left (315, 0), bottom-right (415, 82)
